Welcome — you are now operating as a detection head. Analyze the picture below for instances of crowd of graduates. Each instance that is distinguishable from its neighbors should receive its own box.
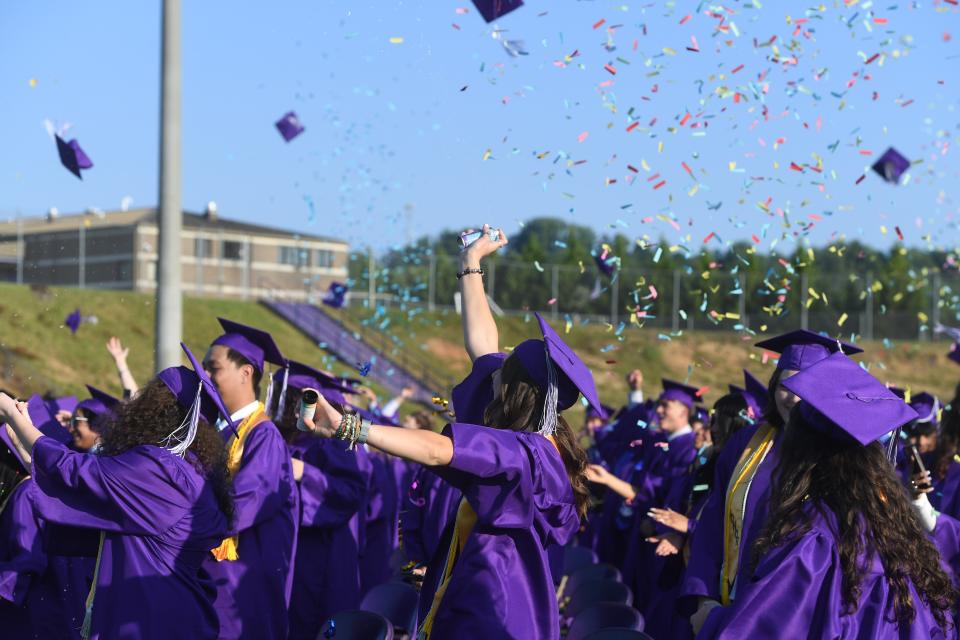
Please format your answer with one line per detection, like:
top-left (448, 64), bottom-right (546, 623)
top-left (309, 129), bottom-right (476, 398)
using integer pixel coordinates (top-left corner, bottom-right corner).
top-left (1, 227), bottom-right (960, 639)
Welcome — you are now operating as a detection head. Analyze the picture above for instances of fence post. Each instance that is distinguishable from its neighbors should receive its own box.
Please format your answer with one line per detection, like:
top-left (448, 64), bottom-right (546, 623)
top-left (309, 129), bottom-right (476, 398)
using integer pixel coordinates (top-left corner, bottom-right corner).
top-left (16, 218), bottom-right (23, 285)
top-left (737, 274), bottom-right (746, 327)
top-left (551, 264), bottom-right (560, 320)
top-left (800, 271), bottom-right (809, 331)
top-left (610, 275), bottom-right (618, 324)
top-left (932, 270), bottom-right (941, 339)
top-left (428, 253), bottom-right (436, 312)
top-left (865, 272), bottom-right (874, 341)
top-left (368, 247), bottom-right (376, 309)
top-left (78, 223), bottom-right (86, 289)
top-left (672, 270), bottom-right (680, 333)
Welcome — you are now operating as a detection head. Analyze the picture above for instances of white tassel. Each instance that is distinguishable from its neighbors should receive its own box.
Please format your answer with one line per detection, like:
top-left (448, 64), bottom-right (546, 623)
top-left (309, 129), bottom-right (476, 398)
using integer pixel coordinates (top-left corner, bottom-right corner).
top-left (538, 350), bottom-right (559, 437)
top-left (885, 427), bottom-right (900, 464)
top-left (265, 366), bottom-right (276, 417)
top-left (275, 366), bottom-right (291, 420)
top-left (161, 382), bottom-right (203, 457)
top-left (80, 604), bottom-right (92, 640)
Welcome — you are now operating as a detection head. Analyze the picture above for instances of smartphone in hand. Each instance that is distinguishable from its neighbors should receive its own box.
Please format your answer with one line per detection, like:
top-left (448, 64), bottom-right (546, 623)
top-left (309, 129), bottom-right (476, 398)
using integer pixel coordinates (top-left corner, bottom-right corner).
top-left (909, 444), bottom-right (933, 491)
top-left (459, 228), bottom-right (500, 249)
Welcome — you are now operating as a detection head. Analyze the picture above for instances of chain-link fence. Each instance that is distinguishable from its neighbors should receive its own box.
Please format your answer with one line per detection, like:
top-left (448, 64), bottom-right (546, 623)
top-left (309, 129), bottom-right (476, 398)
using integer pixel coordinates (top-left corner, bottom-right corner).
top-left (352, 254), bottom-right (960, 342)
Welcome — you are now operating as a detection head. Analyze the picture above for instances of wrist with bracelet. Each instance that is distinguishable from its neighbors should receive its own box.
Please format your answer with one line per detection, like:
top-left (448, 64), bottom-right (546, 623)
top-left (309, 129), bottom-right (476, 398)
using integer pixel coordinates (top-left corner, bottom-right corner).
top-left (335, 411), bottom-right (371, 450)
top-left (456, 267), bottom-right (484, 280)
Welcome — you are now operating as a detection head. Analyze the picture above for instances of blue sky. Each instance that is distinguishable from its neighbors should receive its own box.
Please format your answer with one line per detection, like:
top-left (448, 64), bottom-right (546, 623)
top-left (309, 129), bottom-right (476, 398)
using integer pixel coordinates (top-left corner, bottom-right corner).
top-left (1, 1), bottom-right (958, 253)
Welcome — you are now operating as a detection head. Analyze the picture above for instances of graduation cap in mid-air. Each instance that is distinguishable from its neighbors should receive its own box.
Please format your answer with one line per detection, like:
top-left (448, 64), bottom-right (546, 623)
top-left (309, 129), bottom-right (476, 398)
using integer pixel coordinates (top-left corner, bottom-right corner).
top-left (322, 282), bottom-right (349, 309)
top-left (275, 111), bottom-right (305, 142)
top-left (871, 147), bottom-right (910, 184)
top-left (64, 308), bottom-right (82, 334)
top-left (55, 134), bottom-right (93, 180)
top-left (471, 0), bottom-right (524, 23)
top-left (593, 245), bottom-right (620, 278)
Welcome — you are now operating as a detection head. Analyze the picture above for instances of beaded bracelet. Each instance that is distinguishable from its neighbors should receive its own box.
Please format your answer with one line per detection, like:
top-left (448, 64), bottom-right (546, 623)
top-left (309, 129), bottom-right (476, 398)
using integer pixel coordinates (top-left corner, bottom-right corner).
top-left (335, 412), bottom-right (371, 450)
top-left (456, 268), bottom-right (484, 280)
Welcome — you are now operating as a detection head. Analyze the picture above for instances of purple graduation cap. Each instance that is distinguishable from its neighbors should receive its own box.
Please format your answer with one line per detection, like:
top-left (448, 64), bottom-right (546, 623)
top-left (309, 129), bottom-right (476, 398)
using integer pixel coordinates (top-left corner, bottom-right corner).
top-left (275, 111), bottom-right (305, 142)
top-left (781, 352), bottom-right (918, 445)
top-left (322, 282), bottom-right (349, 309)
top-left (891, 388), bottom-right (940, 427)
top-left (729, 369), bottom-right (768, 417)
top-left (512, 312), bottom-right (604, 436)
top-left (659, 379), bottom-right (700, 410)
top-left (45, 395), bottom-right (78, 417)
top-left (755, 329), bottom-right (863, 372)
top-left (64, 308), bottom-right (82, 334)
top-left (211, 317), bottom-right (289, 417)
top-left (593, 246), bottom-right (620, 278)
top-left (871, 147), bottom-right (910, 184)
top-left (75, 385), bottom-right (122, 434)
top-left (156, 342), bottom-right (237, 452)
top-left (948, 343), bottom-right (960, 366)
top-left (693, 405), bottom-right (710, 425)
top-left (55, 134), bottom-right (93, 180)
top-left (272, 359), bottom-right (355, 410)
top-left (471, 0), bottom-right (524, 23)
top-left (586, 403), bottom-right (614, 422)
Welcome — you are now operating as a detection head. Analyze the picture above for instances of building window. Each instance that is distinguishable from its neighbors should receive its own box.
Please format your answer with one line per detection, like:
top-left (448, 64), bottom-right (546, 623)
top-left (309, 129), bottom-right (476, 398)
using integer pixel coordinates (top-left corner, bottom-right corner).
top-left (194, 237), bottom-right (213, 258)
top-left (316, 249), bottom-right (335, 268)
top-left (279, 246), bottom-right (310, 267)
top-left (222, 240), bottom-right (244, 261)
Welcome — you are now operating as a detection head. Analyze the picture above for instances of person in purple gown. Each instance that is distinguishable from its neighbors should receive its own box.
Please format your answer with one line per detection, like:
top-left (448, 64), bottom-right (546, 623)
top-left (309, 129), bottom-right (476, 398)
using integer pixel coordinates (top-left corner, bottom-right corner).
top-left (201, 318), bottom-right (299, 640)
top-left (586, 379), bottom-right (700, 598)
top-left (67, 386), bottom-right (121, 453)
top-left (682, 330), bottom-right (864, 631)
top-left (897, 390), bottom-right (960, 521)
top-left (637, 393), bottom-right (751, 640)
top-left (698, 352), bottom-right (956, 638)
top-left (300, 225), bottom-right (602, 640)
top-left (0, 395), bottom-right (93, 639)
top-left (267, 360), bottom-right (373, 640)
top-left (0, 343), bottom-right (234, 640)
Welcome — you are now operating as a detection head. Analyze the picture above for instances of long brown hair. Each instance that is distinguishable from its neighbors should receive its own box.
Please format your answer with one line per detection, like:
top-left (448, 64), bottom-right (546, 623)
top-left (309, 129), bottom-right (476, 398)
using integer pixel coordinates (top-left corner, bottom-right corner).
top-left (752, 409), bottom-right (956, 632)
top-left (482, 353), bottom-right (591, 520)
top-left (100, 378), bottom-right (235, 525)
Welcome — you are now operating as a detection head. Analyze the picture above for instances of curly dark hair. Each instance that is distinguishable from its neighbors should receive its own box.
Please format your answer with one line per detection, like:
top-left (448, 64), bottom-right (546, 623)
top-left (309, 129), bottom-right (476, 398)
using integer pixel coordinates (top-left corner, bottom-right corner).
top-left (761, 367), bottom-right (786, 429)
top-left (752, 408), bottom-right (956, 632)
top-left (272, 385), bottom-right (302, 444)
top-left (482, 353), bottom-right (591, 521)
top-left (99, 378), bottom-right (235, 525)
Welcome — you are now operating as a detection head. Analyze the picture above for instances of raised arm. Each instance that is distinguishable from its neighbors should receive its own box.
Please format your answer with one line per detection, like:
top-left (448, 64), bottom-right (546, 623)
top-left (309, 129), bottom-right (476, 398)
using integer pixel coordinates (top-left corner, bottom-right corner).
top-left (459, 224), bottom-right (508, 361)
top-left (308, 393), bottom-right (453, 467)
top-left (106, 336), bottom-right (139, 398)
top-left (0, 394), bottom-right (43, 455)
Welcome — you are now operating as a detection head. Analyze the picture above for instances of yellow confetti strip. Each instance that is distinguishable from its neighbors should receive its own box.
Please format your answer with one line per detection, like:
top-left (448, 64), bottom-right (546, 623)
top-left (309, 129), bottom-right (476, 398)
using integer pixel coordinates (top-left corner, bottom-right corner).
top-left (837, 313), bottom-right (849, 327)
top-left (389, 37), bottom-right (404, 44)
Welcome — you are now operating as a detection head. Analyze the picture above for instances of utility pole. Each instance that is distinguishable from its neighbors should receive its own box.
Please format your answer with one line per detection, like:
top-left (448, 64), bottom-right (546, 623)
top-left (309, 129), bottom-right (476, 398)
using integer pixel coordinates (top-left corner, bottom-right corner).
top-left (155, 0), bottom-right (183, 372)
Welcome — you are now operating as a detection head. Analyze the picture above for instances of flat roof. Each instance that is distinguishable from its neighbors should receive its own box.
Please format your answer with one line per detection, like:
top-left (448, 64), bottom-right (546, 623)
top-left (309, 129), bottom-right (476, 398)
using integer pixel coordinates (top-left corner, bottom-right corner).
top-left (0, 208), bottom-right (346, 244)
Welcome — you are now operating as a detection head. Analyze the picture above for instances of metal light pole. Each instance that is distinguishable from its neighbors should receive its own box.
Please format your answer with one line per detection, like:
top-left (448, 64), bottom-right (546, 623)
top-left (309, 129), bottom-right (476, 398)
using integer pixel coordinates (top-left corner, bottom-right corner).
top-left (155, 0), bottom-right (183, 371)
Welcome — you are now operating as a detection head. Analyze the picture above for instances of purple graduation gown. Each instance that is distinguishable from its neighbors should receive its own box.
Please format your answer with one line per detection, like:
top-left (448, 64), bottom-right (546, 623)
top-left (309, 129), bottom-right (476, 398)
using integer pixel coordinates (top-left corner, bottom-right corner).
top-left (203, 421), bottom-right (299, 640)
top-left (401, 466), bottom-right (462, 566)
top-left (0, 478), bottom-right (92, 639)
top-left (30, 437), bottom-right (229, 640)
top-left (420, 423), bottom-right (580, 639)
top-left (360, 450), bottom-right (402, 594)
top-left (681, 424), bottom-right (780, 612)
top-left (697, 505), bottom-right (951, 639)
top-left (898, 453), bottom-right (960, 521)
top-left (287, 435), bottom-right (372, 640)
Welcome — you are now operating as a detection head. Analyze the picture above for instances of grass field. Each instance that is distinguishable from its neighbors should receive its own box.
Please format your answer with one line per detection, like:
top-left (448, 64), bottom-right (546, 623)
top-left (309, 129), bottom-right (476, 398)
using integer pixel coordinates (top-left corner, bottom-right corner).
top-left (1, 283), bottom-right (957, 419)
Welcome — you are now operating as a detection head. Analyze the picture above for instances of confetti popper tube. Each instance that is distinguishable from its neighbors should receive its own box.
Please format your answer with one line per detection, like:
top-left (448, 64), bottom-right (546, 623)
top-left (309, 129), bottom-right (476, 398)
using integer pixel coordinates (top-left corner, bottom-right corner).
top-left (297, 388), bottom-right (320, 432)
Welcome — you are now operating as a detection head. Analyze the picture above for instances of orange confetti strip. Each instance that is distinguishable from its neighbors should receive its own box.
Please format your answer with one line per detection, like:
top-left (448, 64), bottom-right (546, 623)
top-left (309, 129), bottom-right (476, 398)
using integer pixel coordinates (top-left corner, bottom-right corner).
top-left (703, 231), bottom-right (716, 243)
top-left (790, 162), bottom-right (804, 172)
top-left (593, 18), bottom-right (606, 29)
top-left (679, 14), bottom-right (691, 25)
top-left (873, 17), bottom-right (888, 24)
top-left (578, 131), bottom-right (589, 143)
top-left (652, 180), bottom-right (666, 190)
top-left (682, 161), bottom-right (694, 176)
top-left (679, 112), bottom-right (691, 126)
top-left (604, 64), bottom-right (617, 75)
top-left (731, 64), bottom-right (745, 74)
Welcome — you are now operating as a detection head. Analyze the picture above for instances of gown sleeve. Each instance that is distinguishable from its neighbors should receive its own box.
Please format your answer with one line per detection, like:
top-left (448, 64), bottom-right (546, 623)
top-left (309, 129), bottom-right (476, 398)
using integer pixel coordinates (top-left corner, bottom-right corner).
top-left (697, 527), bottom-right (842, 639)
top-left (30, 437), bottom-right (189, 536)
top-left (230, 423), bottom-right (290, 534)
top-left (0, 480), bottom-right (45, 605)
top-left (429, 422), bottom-right (538, 529)
top-left (296, 441), bottom-right (370, 529)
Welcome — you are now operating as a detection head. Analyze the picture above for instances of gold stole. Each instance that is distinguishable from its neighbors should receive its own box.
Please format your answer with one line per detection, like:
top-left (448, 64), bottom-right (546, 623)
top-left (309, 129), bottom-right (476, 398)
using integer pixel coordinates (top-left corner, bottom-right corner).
top-left (720, 424), bottom-right (776, 605)
top-left (418, 435), bottom-right (561, 639)
top-left (210, 403), bottom-right (269, 562)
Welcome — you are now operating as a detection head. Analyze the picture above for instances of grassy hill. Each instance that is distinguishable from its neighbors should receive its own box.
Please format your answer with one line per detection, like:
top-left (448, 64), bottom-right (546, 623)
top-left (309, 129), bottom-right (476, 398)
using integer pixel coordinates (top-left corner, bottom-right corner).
top-left (1, 283), bottom-right (957, 420)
